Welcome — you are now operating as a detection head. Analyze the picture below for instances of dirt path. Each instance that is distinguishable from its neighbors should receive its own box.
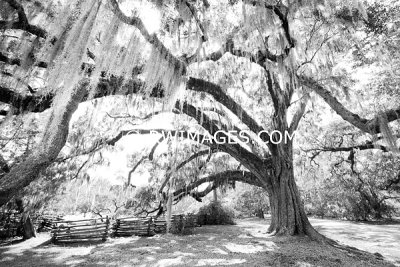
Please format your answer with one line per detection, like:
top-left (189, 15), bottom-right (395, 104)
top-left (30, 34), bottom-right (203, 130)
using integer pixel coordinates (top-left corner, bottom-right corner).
top-left (0, 218), bottom-right (397, 267)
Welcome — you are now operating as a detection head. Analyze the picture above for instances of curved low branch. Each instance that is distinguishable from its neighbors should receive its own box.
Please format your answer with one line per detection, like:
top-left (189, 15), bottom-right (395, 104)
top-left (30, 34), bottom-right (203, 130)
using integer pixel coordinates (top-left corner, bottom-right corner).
top-left (300, 75), bottom-right (400, 134)
top-left (173, 170), bottom-right (264, 202)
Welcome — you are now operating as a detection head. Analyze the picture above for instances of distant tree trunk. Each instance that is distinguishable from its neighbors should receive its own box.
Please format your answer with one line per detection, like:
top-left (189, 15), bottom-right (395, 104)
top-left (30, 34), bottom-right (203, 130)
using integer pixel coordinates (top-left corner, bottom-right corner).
top-left (213, 189), bottom-right (218, 202)
top-left (21, 213), bottom-right (36, 239)
top-left (255, 208), bottom-right (264, 219)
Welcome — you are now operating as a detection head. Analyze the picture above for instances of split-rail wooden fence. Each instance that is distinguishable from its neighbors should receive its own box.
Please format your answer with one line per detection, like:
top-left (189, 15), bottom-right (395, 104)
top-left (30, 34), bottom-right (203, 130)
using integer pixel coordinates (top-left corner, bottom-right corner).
top-left (51, 217), bottom-right (110, 243)
top-left (1, 213), bottom-right (199, 243)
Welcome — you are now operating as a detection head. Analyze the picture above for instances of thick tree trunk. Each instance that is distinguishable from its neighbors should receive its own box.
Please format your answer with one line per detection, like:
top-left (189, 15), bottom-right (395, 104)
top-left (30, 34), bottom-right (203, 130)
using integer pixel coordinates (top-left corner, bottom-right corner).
top-left (0, 80), bottom-right (89, 207)
top-left (265, 95), bottom-right (323, 239)
top-left (266, 144), bottom-right (324, 240)
top-left (267, 169), bottom-right (311, 235)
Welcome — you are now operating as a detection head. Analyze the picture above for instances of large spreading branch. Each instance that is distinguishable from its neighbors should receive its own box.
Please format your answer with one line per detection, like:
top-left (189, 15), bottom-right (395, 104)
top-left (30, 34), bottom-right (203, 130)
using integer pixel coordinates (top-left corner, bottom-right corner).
top-left (0, 85), bottom-right (53, 115)
top-left (0, 75), bottom-right (165, 115)
top-left (300, 75), bottom-right (400, 135)
top-left (0, 0), bottom-right (47, 38)
top-left (172, 170), bottom-right (264, 202)
top-left (0, 79), bottom-right (90, 206)
top-left (178, 101), bottom-right (272, 188)
top-left (186, 77), bottom-right (269, 140)
top-left (3, 75), bottom-right (269, 147)
top-left (1, 71), bottom-right (273, 186)
top-left (1, 72), bottom-right (272, 191)
top-left (99, 110), bottom-right (271, 189)
top-left (0, 0), bottom-right (278, 194)
top-left (1, 0), bottom-right (270, 153)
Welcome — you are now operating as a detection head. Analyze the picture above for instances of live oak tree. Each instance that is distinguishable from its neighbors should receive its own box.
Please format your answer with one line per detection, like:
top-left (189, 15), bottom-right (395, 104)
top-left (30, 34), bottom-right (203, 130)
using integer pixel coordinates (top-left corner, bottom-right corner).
top-left (0, 0), bottom-right (399, 242)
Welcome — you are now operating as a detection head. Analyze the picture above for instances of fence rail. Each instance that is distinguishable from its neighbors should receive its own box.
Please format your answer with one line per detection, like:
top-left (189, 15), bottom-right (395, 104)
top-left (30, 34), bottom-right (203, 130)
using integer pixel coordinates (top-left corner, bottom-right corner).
top-left (34, 214), bottom-right (64, 232)
top-left (51, 217), bottom-right (110, 243)
top-left (112, 217), bottom-right (154, 237)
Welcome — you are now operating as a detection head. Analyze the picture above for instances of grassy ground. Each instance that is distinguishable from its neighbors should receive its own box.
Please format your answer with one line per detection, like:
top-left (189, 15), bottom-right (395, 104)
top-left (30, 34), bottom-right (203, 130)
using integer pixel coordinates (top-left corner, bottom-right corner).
top-left (0, 218), bottom-right (398, 267)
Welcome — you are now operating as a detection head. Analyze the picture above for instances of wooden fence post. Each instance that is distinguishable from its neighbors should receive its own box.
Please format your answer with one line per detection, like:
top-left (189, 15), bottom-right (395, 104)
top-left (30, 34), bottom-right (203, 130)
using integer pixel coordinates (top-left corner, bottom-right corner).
top-left (51, 224), bottom-right (57, 243)
top-left (147, 217), bottom-right (152, 236)
top-left (166, 193), bottom-right (172, 233)
top-left (103, 216), bottom-right (109, 241)
top-left (115, 219), bottom-right (120, 237)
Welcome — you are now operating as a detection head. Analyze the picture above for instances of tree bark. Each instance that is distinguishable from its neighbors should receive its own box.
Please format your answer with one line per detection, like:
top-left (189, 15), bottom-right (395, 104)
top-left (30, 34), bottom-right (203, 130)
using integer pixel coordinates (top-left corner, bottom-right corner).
top-left (266, 142), bottom-right (324, 240)
top-left (267, 167), bottom-right (311, 235)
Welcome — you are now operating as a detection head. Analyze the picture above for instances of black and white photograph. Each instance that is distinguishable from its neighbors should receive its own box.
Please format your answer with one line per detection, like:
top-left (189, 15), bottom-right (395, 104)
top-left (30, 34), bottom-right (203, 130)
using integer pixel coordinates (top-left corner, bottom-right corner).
top-left (0, 0), bottom-right (399, 266)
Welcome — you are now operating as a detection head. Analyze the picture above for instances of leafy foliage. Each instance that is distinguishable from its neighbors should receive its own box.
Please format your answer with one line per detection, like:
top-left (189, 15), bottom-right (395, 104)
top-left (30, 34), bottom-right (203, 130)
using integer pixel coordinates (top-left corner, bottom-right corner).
top-left (196, 201), bottom-right (235, 225)
top-left (301, 151), bottom-right (400, 220)
top-left (233, 185), bottom-right (269, 218)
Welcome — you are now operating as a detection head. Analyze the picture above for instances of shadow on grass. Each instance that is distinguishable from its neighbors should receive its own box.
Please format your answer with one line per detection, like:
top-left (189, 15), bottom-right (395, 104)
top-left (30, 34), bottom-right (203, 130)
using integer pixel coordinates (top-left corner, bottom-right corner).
top-left (0, 219), bottom-right (396, 267)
